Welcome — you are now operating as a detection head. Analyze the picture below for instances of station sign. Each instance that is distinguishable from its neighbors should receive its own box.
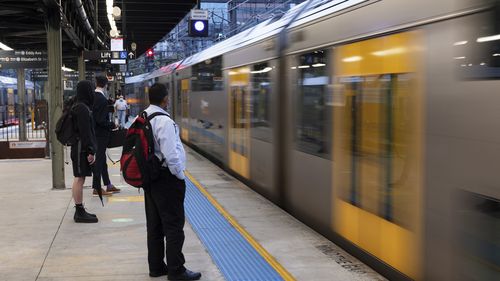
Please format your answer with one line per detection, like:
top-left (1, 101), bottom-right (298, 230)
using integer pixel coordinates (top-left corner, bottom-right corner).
top-left (9, 141), bottom-right (46, 149)
top-left (31, 70), bottom-right (94, 80)
top-left (191, 9), bottom-right (208, 20)
top-left (83, 50), bottom-right (127, 64)
top-left (0, 50), bottom-right (47, 69)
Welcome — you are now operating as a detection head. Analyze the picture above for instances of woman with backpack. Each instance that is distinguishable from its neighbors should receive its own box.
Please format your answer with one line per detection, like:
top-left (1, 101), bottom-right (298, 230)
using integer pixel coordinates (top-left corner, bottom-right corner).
top-left (70, 80), bottom-right (98, 223)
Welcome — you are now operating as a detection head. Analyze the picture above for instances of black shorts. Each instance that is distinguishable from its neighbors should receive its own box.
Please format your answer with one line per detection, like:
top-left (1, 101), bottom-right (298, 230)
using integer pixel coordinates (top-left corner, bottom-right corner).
top-left (71, 141), bottom-right (92, 177)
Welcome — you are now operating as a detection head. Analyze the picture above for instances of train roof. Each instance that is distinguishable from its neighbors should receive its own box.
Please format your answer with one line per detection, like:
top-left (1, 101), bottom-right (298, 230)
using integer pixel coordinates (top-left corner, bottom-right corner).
top-left (126, 0), bottom-right (368, 84)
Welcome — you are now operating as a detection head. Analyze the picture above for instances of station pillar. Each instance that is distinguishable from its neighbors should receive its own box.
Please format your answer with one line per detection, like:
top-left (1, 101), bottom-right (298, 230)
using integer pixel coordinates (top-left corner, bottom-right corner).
top-left (17, 69), bottom-right (27, 141)
top-left (78, 50), bottom-right (85, 81)
top-left (47, 0), bottom-right (65, 190)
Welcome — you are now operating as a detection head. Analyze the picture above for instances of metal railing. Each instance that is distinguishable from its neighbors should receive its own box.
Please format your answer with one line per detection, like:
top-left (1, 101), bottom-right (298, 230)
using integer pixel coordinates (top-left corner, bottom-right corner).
top-left (0, 101), bottom-right (48, 141)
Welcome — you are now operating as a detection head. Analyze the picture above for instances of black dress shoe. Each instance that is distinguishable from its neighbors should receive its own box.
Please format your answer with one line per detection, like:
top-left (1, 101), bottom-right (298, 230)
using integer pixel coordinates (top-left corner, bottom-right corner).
top-left (168, 269), bottom-right (201, 280)
top-left (149, 270), bottom-right (168, 277)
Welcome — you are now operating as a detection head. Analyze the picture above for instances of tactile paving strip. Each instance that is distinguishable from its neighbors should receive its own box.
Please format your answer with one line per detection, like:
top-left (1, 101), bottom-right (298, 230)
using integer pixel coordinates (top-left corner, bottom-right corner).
top-left (185, 179), bottom-right (284, 281)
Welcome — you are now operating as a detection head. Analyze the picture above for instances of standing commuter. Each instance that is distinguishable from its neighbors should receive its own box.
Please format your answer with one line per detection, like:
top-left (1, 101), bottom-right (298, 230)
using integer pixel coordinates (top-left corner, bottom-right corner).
top-left (92, 76), bottom-right (120, 197)
top-left (114, 95), bottom-right (128, 128)
top-left (143, 83), bottom-right (201, 280)
top-left (70, 81), bottom-right (98, 223)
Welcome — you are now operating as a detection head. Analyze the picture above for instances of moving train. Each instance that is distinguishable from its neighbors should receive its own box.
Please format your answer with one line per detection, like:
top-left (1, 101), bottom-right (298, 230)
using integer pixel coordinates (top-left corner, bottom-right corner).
top-left (125, 0), bottom-right (500, 279)
top-left (0, 75), bottom-right (37, 126)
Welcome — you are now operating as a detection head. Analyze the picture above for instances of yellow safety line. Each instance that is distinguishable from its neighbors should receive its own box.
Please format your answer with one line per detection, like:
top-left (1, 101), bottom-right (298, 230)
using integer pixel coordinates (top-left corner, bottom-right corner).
top-left (185, 171), bottom-right (296, 281)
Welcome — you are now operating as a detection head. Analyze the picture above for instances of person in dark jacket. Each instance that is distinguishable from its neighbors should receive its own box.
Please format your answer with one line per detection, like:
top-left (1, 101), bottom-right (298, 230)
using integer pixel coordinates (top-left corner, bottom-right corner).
top-left (71, 80), bottom-right (98, 223)
top-left (92, 76), bottom-right (120, 197)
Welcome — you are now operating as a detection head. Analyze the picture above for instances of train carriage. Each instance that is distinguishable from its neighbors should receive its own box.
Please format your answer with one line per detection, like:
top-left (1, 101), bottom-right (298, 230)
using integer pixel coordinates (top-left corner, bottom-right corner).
top-left (125, 0), bottom-right (500, 279)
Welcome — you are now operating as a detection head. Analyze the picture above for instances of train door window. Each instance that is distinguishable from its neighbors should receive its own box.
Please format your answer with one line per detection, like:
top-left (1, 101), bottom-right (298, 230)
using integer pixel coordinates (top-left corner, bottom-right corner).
top-left (192, 56), bottom-right (223, 91)
top-left (294, 49), bottom-right (331, 158)
top-left (250, 62), bottom-right (273, 142)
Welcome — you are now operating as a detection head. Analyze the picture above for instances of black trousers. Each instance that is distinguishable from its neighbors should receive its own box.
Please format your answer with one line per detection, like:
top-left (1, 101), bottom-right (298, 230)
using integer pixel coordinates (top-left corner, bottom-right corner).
top-left (144, 169), bottom-right (186, 275)
top-left (92, 136), bottom-right (111, 189)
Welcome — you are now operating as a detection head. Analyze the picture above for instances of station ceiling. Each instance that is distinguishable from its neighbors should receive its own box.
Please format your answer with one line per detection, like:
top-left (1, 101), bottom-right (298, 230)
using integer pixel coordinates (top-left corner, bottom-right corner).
top-left (0, 0), bottom-right (197, 69)
top-left (98, 0), bottom-right (198, 56)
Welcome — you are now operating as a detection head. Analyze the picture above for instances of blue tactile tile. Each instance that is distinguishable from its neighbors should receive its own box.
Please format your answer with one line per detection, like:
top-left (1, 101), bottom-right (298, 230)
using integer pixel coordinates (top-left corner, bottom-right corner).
top-left (185, 179), bottom-right (284, 281)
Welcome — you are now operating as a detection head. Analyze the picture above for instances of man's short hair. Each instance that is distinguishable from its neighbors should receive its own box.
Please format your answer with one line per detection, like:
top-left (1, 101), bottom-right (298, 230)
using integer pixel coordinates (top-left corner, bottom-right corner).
top-left (95, 76), bottom-right (108, 88)
top-left (149, 83), bottom-right (167, 105)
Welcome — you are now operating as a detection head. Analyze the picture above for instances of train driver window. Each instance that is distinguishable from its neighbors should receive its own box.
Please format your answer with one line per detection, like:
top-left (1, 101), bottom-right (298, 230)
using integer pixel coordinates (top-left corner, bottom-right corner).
top-left (294, 49), bottom-right (331, 159)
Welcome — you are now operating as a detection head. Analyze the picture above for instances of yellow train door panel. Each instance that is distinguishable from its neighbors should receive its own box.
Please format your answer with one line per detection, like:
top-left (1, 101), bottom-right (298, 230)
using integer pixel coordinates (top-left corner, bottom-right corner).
top-left (332, 31), bottom-right (424, 279)
top-left (228, 67), bottom-right (251, 179)
top-left (181, 79), bottom-right (190, 142)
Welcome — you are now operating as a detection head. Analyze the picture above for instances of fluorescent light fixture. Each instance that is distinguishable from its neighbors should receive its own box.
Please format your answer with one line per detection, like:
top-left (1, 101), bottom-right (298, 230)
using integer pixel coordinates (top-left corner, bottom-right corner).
top-left (460, 64), bottom-right (467, 67)
top-left (250, 67), bottom-right (273, 74)
top-left (477, 34), bottom-right (500, 43)
top-left (342, 56), bottom-right (362, 62)
top-left (291, 66), bottom-right (297, 69)
top-left (494, 53), bottom-right (500, 57)
top-left (0, 41), bottom-right (13, 51)
top-left (468, 63), bottom-right (473, 66)
top-left (480, 62), bottom-right (486, 66)
top-left (62, 66), bottom-right (75, 72)
top-left (312, 63), bottom-right (326, 67)
top-left (453, 41), bottom-right (468, 46)
top-left (372, 47), bottom-right (406, 56)
top-left (453, 56), bottom-right (466, 60)
top-left (106, 0), bottom-right (119, 37)
top-left (298, 65), bottom-right (310, 69)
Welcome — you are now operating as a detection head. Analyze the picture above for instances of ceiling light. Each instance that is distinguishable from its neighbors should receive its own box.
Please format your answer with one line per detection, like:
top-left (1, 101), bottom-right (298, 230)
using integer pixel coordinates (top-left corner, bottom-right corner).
top-left (0, 41), bottom-right (13, 51)
top-left (62, 66), bottom-right (75, 72)
top-left (453, 41), bottom-right (468, 46)
top-left (291, 66), bottom-right (297, 69)
top-left (493, 53), bottom-right (500, 57)
top-left (477, 34), bottom-right (500, 43)
top-left (312, 63), bottom-right (326, 67)
top-left (298, 65), bottom-right (310, 69)
top-left (453, 56), bottom-right (466, 60)
top-left (480, 62), bottom-right (486, 66)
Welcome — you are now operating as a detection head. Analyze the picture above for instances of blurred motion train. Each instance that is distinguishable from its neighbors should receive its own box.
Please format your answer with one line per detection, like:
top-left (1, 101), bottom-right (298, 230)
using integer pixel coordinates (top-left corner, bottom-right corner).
top-left (125, 0), bottom-right (500, 279)
top-left (0, 75), bottom-right (37, 126)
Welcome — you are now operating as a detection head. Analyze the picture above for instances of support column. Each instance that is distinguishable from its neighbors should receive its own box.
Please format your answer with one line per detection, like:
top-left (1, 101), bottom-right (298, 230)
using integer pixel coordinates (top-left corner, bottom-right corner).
top-left (78, 50), bottom-right (85, 81)
top-left (17, 69), bottom-right (27, 141)
top-left (47, 1), bottom-right (65, 190)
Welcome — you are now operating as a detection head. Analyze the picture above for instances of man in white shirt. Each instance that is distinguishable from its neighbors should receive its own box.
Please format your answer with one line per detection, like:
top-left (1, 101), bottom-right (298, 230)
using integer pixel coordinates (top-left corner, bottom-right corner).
top-left (114, 95), bottom-right (128, 128)
top-left (142, 83), bottom-right (201, 281)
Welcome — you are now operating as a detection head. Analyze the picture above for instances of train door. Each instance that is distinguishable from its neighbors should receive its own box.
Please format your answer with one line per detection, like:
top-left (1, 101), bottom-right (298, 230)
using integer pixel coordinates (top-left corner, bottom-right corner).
top-left (180, 79), bottom-right (190, 142)
top-left (228, 67), bottom-right (251, 178)
top-left (332, 31), bottom-right (424, 279)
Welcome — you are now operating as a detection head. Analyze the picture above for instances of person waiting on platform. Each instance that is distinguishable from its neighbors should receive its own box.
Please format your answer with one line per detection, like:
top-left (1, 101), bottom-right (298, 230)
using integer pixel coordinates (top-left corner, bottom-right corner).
top-left (70, 81), bottom-right (98, 223)
top-left (114, 95), bottom-right (129, 128)
top-left (143, 83), bottom-right (201, 280)
top-left (92, 76), bottom-right (121, 197)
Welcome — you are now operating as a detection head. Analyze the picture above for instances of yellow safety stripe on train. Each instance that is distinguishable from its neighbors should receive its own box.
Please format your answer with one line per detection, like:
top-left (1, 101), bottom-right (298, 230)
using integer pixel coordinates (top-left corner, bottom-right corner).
top-left (186, 171), bottom-right (295, 281)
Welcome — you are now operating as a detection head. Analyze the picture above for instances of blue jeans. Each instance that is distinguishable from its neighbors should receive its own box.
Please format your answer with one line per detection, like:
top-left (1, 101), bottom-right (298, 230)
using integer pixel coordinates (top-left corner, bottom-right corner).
top-left (117, 110), bottom-right (126, 128)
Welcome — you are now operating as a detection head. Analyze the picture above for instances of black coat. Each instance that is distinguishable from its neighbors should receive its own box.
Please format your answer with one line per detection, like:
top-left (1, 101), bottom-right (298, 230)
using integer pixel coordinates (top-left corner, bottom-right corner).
top-left (93, 91), bottom-right (114, 137)
top-left (73, 81), bottom-right (97, 155)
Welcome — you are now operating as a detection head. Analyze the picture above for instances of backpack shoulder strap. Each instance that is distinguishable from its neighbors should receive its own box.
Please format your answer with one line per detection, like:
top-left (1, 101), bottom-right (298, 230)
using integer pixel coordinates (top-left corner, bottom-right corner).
top-left (145, 112), bottom-right (169, 121)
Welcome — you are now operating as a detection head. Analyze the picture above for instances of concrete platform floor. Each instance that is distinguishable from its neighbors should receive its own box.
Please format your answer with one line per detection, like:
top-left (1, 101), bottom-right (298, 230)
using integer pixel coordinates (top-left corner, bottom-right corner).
top-left (0, 146), bottom-right (385, 281)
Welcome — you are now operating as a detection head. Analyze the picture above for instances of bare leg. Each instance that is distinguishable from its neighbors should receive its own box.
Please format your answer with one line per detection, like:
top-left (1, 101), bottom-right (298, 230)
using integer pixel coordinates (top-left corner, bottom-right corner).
top-left (72, 177), bottom-right (85, 204)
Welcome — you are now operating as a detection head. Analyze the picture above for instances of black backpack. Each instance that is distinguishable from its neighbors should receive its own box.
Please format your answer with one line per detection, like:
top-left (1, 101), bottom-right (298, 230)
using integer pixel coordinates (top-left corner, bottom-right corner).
top-left (55, 98), bottom-right (78, 146)
top-left (120, 111), bottom-right (167, 188)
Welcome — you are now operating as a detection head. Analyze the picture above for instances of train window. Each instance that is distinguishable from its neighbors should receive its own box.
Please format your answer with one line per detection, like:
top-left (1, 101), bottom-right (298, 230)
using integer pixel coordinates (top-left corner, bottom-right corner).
top-left (191, 56), bottom-right (223, 91)
top-left (250, 62), bottom-right (272, 142)
top-left (455, 7), bottom-right (500, 79)
top-left (294, 49), bottom-right (331, 158)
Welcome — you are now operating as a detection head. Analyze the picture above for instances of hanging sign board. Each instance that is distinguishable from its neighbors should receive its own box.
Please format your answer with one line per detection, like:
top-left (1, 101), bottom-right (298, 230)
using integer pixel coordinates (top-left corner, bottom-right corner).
top-left (0, 50), bottom-right (47, 69)
top-left (191, 9), bottom-right (208, 20)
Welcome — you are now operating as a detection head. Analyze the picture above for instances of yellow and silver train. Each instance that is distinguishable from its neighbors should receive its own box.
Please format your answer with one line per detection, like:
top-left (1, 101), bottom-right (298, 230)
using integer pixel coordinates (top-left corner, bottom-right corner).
top-left (125, 0), bottom-right (500, 279)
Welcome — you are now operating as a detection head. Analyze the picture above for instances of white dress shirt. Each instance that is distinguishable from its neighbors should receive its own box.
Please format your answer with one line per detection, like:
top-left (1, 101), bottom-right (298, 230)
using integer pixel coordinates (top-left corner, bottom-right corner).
top-left (144, 104), bottom-right (186, 180)
top-left (114, 99), bottom-right (128, 111)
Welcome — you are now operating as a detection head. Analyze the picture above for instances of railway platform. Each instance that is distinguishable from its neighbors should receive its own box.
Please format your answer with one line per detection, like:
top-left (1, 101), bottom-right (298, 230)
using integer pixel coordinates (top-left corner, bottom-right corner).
top-left (0, 146), bottom-right (384, 281)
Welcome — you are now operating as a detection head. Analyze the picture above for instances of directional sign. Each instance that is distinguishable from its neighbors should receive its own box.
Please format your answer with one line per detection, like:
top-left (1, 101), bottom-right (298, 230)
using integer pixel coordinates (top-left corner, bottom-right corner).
top-left (84, 50), bottom-right (128, 64)
top-left (128, 52), bottom-right (135, 59)
top-left (0, 50), bottom-right (47, 69)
